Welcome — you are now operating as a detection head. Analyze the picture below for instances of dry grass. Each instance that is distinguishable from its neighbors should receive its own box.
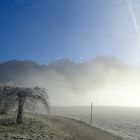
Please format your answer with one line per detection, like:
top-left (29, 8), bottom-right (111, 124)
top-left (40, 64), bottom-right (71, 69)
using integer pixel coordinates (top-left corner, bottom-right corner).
top-left (0, 114), bottom-right (74, 140)
top-left (0, 114), bottom-right (123, 140)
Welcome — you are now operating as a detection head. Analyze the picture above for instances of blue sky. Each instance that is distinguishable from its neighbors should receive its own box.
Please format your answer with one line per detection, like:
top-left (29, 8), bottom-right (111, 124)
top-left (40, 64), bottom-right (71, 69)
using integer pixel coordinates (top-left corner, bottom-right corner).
top-left (0, 0), bottom-right (140, 64)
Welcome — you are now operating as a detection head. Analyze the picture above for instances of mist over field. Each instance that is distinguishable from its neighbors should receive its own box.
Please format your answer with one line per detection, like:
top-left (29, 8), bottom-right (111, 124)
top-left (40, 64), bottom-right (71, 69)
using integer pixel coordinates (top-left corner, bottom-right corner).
top-left (51, 106), bottom-right (140, 140)
top-left (0, 56), bottom-right (140, 107)
top-left (1, 0), bottom-right (140, 140)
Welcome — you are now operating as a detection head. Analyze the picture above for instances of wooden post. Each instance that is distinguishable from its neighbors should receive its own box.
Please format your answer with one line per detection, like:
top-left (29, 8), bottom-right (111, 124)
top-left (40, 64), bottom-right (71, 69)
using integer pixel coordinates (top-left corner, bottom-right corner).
top-left (90, 102), bottom-right (93, 124)
top-left (16, 96), bottom-right (25, 124)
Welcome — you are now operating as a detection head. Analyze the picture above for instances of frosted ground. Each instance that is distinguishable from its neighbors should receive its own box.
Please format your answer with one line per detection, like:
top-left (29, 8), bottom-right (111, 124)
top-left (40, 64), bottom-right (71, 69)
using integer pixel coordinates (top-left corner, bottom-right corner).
top-left (51, 106), bottom-right (140, 140)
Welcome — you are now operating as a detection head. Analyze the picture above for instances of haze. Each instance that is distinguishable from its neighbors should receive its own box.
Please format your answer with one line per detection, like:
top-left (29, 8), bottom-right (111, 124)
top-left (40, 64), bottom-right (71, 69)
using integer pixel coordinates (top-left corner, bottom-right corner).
top-left (0, 0), bottom-right (140, 107)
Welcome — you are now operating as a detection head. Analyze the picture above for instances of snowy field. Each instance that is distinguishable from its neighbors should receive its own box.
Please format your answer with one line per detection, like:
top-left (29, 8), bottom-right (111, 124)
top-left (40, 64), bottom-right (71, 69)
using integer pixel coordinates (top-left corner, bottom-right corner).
top-left (51, 106), bottom-right (140, 140)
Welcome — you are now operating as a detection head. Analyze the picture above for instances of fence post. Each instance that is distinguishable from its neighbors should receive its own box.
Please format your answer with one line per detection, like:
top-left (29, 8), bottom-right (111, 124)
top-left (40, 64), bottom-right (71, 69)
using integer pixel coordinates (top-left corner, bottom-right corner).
top-left (90, 102), bottom-right (93, 124)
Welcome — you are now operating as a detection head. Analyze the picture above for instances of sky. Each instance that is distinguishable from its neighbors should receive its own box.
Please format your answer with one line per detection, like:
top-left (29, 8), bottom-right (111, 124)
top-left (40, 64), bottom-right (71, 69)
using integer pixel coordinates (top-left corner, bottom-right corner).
top-left (1, 0), bottom-right (140, 64)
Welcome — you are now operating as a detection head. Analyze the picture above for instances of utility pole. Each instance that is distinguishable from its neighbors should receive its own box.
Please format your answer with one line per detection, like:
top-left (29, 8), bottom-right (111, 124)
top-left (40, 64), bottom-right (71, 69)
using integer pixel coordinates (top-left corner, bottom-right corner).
top-left (90, 102), bottom-right (93, 124)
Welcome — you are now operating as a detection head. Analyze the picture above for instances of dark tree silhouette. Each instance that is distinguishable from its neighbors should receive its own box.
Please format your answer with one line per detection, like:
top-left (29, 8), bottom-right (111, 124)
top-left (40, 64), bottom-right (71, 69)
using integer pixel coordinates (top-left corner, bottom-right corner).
top-left (0, 86), bottom-right (49, 124)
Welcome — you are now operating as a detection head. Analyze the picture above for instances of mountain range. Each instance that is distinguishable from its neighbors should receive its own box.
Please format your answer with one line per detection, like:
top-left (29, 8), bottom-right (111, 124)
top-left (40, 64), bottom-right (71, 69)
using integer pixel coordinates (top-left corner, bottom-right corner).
top-left (0, 56), bottom-right (139, 106)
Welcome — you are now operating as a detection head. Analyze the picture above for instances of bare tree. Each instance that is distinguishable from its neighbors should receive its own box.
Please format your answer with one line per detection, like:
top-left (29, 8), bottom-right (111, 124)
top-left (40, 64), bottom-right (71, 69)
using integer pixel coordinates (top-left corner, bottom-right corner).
top-left (0, 86), bottom-right (49, 124)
